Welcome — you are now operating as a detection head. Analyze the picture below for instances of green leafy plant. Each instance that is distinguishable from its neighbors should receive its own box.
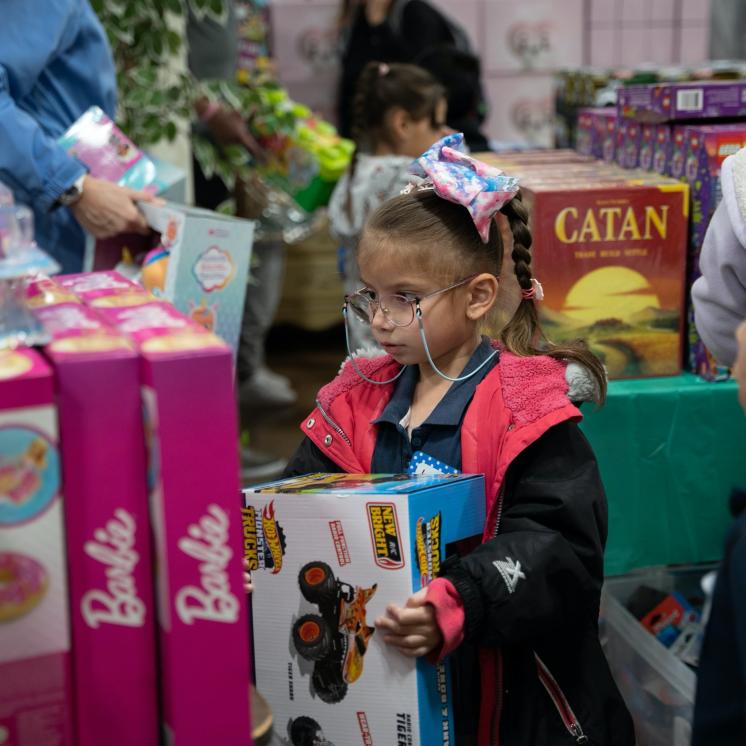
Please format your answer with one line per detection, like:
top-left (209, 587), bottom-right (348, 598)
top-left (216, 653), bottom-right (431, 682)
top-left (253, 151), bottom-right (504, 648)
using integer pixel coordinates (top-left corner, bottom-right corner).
top-left (91, 0), bottom-right (225, 147)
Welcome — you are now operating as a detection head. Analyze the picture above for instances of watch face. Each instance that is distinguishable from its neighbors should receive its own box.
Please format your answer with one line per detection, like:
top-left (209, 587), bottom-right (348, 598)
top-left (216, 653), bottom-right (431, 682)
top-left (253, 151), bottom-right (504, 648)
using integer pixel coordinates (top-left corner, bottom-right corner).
top-left (59, 185), bottom-right (80, 207)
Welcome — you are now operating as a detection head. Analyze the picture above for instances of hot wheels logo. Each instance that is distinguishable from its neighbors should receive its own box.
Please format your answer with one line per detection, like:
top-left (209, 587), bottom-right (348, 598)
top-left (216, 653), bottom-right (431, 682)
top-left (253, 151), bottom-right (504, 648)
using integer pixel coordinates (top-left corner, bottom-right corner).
top-left (242, 500), bottom-right (287, 574)
top-left (367, 503), bottom-right (404, 570)
top-left (262, 502), bottom-right (285, 574)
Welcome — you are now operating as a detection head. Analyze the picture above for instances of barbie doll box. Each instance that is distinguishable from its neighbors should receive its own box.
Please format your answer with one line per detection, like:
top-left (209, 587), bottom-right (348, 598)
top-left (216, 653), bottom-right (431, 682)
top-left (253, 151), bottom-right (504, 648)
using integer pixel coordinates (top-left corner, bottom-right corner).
top-left (27, 279), bottom-right (159, 746)
top-left (243, 472), bottom-right (485, 746)
top-left (0, 349), bottom-right (73, 745)
top-left (80, 276), bottom-right (253, 746)
top-left (519, 174), bottom-right (689, 378)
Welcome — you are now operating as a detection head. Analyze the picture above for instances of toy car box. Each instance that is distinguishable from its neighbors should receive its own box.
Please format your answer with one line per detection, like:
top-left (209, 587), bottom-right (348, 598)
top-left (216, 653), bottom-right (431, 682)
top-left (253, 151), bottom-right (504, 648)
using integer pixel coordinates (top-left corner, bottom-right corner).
top-left (243, 473), bottom-right (486, 746)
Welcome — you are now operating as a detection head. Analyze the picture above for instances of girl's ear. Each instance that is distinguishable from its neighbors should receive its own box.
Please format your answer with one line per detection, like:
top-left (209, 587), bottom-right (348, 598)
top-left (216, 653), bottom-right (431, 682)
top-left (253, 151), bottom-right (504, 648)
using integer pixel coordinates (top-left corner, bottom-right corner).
top-left (385, 107), bottom-right (410, 146)
top-left (466, 273), bottom-right (499, 321)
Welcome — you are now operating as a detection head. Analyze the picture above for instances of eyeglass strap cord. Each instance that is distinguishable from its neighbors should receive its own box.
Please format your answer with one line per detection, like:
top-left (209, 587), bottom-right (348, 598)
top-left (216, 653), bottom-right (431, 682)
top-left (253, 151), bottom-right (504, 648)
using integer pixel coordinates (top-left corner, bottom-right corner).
top-left (415, 304), bottom-right (498, 383)
top-left (343, 306), bottom-right (407, 385)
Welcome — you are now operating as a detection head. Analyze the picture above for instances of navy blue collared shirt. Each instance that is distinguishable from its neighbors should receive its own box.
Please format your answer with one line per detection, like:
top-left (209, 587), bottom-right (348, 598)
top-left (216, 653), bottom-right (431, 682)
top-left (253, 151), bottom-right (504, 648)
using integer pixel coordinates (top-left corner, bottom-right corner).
top-left (370, 338), bottom-right (498, 473)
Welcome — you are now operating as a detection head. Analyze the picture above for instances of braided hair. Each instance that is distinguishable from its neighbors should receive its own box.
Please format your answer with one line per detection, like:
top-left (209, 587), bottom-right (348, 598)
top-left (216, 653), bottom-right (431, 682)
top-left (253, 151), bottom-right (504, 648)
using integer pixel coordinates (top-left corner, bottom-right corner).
top-left (362, 190), bottom-right (607, 402)
top-left (346, 62), bottom-right (445, 220)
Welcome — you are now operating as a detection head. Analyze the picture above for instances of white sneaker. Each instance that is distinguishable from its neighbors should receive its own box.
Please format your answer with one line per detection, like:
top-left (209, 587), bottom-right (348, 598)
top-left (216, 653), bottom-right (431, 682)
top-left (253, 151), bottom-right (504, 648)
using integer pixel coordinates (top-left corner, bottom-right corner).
top-left (240, 446), bottom-right (288, 484)
top-left (239, 368), bottom-right (298, 408)
top-left (255, 365), bottom-right (293, 391)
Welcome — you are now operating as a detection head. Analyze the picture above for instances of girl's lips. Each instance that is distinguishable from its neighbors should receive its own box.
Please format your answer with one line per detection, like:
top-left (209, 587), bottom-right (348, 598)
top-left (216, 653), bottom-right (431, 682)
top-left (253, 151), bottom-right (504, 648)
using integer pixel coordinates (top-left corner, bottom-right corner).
top-left (381, 342), bottom-right (402, 352)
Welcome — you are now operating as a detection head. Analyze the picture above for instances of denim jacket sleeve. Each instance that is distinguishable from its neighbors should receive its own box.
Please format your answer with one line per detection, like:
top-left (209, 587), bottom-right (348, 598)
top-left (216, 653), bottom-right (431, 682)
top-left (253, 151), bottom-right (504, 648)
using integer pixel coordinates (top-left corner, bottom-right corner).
top-left (0, 1), bottom-right (87, 210)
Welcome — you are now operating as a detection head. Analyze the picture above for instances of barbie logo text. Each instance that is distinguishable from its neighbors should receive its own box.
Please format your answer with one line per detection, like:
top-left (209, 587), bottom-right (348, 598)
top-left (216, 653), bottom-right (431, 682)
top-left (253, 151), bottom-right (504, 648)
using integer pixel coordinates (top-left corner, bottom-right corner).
top-left (81, 509), bottom-right (145, 628)
top-left (175, 504), bottom-right (240, 625)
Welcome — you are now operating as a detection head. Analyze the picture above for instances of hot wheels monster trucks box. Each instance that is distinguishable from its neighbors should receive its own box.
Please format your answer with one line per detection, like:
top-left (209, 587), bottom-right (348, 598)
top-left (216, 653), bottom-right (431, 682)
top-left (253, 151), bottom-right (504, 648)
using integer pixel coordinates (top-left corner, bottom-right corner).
top-left (243, 473), bottom-right (486, 746)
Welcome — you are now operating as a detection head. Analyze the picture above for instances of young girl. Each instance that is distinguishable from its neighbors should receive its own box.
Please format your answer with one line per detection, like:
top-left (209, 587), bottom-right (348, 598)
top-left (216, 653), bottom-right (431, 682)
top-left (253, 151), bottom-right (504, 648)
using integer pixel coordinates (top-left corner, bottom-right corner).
top-left (287, 133), bottom-right (634, 745)
top-left (329, 60), bottom-right (451, 350)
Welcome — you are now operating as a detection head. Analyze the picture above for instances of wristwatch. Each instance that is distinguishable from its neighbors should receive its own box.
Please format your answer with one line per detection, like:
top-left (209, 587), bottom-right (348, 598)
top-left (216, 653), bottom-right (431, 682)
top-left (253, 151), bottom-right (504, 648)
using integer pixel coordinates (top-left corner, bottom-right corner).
top-left (56, 173), bottom-right (86, 208)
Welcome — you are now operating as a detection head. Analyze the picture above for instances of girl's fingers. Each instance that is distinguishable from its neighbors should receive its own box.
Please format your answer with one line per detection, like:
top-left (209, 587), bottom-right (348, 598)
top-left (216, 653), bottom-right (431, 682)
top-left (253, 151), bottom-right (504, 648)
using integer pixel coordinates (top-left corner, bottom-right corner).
top-left (385, 603), bottom-right (432, 626)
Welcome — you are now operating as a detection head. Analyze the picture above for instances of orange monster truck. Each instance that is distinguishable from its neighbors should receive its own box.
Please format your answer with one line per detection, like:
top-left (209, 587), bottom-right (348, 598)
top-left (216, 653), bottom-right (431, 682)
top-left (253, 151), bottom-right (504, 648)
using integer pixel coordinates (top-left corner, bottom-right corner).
top-left (292, 561), bottom-right (377, 704)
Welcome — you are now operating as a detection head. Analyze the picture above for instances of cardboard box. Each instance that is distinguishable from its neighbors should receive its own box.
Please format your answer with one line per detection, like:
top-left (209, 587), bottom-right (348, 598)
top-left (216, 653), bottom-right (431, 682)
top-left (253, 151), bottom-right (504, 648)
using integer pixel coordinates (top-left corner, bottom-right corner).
top-left (27, 281), bottom-right (159, 746)
top-left (139, 202), bottom-right (254, 356)
top-left (684, 124), bottom-right (746, 257)
top-left (653, 124), bottom-right (673, 175)
top-left (618, 80), bottom-right (746, 123)
top-left (616, 119), bottom-right (643, 169)
top-left (668, 126), bottom-right (689, 180)
top-left (639, 124), bottom-right (656, 171)
top-left (243, 473), bottom-right (486, 746)
top-left (72, 274), bottom-right (253, 746)
top-left (519, 174), bottom-right (689, 378)
top-left (0, 349), bottom-right (73, 745)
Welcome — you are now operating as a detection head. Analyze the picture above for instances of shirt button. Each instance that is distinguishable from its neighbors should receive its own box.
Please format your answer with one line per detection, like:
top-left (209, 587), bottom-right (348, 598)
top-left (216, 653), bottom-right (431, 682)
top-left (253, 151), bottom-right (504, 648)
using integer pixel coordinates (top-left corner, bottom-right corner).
top-left (306, 418), bottom-right (315, 429)
top-left (324, 434), bottom-right (333, 446)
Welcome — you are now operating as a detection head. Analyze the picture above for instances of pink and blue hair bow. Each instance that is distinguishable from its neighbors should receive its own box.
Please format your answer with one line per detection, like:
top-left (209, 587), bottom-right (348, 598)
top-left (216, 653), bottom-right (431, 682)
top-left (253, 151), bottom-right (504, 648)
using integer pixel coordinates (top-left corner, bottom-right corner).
top-left (404, 132), bottom-right (520, 243)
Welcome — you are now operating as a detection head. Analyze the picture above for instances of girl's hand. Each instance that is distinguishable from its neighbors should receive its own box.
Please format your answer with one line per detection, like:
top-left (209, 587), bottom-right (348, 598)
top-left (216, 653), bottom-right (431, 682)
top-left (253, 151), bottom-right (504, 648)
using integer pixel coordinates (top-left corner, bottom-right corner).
top-left (375, 588), bottom-right (442, 657)
top-left (243, 558), bottom-right (254, 594)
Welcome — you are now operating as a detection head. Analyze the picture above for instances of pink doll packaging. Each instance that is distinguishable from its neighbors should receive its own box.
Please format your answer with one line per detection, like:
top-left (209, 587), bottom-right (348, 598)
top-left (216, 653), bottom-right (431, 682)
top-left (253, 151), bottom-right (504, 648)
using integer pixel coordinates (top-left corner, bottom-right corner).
top-left (70, 273), bottom-right (253, 745)
top-left (0, 348), bottom-right (73, 745)
top-left (27, 280), bottom-right (160, 746)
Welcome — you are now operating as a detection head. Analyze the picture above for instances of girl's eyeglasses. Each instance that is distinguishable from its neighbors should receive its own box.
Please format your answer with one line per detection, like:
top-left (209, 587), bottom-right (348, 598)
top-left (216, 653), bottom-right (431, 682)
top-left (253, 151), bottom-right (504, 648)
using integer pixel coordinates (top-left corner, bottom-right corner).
top-left (344, 275), bottom-right (477, 328)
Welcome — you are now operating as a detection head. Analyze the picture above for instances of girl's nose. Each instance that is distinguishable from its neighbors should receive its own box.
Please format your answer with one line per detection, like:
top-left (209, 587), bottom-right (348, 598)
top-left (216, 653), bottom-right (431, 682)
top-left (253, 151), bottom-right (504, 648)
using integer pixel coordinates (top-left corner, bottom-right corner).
top-left (370, 304), bottom-right (394, 333)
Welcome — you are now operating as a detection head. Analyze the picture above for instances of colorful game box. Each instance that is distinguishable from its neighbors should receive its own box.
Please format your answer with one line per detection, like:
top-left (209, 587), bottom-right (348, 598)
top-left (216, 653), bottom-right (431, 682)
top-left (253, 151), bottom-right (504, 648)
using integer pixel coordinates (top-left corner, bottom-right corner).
top-left (575, 109), bottom-right (595, 156)
top-left (27, 279), bottom-right (159, 746)
top-left (243, 473), bottom-right (486, 746)
top-left (684, 124), bottom-right (746, 257)
top-left (652, 124), bottom-right (673, 175)
top-left (618, 80), bottom-right (746, 123)
top-left (616, 119), bottom-right (643, 169)
top-left (517, 169), bottom-right (689, 378)
top-left (72, 273), bottom-right (253, 746)
top-left (668, 126), bottom-right (689, 180)
top-left (0, 349), bottom-right (72, 745)
top-left (638, 124), bottom-right (656, 171)
top-left (138, 202), bottom-right (255, 355)
top-left (59, 107), bottom-right (156, 191)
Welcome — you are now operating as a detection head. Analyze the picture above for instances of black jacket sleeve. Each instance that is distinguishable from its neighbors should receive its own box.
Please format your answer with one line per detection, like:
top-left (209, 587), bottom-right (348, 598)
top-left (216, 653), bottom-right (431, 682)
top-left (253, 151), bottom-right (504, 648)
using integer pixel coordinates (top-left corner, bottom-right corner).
top-left (282, 436), bottom-right (343, 478)
top-left (441, 421), bottom-right (607, 647)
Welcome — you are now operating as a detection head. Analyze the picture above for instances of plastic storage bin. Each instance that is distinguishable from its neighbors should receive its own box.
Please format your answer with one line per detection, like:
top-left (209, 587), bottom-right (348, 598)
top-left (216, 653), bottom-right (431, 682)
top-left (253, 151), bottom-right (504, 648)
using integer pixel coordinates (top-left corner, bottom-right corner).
top-left (600, 565), bottom-right (714, 746)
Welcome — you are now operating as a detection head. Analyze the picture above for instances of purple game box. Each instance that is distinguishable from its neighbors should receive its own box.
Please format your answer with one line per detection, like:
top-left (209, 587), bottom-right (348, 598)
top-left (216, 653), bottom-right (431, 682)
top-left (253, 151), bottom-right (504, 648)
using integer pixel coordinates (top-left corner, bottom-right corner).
top-left (618, 80), bottom-right (746, 123)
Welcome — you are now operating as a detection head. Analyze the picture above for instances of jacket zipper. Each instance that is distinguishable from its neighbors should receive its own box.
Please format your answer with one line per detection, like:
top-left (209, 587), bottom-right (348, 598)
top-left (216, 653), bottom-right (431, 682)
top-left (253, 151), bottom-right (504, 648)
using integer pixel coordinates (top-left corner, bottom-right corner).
top-left (314, 399), bottom-right (352, 446)
top-left (534, 653), bottom-right (589, 744)
top-left (490, 482), bottom-right (507, 745)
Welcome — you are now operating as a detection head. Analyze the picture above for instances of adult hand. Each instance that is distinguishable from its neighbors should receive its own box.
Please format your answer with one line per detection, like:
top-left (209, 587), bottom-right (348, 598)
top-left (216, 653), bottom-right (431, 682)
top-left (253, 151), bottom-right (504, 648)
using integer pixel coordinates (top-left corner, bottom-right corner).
top-left (375, 587), bottom-right (442, 657)
top-left (206, 106), bottom-right (264, 161)
top-left (733, 320), bottom-right (746, 414)
top-left (70, 177), bottom-right (158, 239)
top-left (365, 0), bottom-right (393, 26)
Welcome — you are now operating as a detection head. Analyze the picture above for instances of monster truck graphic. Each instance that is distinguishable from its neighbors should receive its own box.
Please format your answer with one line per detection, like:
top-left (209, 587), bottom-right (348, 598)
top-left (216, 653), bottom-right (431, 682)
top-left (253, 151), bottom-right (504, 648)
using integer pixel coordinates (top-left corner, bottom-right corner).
top-left (292, 561), bottom-right (377, 704)
top-left (287, 716), bottom-right (336, 746)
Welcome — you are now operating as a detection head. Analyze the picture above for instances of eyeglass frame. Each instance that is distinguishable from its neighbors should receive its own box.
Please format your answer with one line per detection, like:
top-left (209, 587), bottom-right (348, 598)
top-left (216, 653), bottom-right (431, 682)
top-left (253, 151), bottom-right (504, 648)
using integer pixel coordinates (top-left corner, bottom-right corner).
top-left (343, 273), bottom-right (481, 328)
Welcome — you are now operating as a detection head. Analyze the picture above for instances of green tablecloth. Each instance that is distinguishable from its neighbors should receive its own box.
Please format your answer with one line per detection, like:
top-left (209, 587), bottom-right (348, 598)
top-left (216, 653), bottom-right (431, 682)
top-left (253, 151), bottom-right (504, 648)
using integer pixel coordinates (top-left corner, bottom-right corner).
top-left (580, 374), bottom-right (746, 576)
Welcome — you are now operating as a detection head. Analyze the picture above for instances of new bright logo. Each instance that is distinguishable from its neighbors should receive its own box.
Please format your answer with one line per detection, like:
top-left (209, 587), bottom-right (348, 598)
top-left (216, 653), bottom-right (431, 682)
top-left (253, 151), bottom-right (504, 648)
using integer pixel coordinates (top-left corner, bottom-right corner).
top-left (242, 501), bottom-right (287, 574)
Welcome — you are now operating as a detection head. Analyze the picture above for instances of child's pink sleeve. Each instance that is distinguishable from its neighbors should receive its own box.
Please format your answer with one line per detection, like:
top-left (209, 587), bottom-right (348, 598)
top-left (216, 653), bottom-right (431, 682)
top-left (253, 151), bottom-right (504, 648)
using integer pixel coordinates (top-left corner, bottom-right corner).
top-left (425, 577), bottom-right (465, 664)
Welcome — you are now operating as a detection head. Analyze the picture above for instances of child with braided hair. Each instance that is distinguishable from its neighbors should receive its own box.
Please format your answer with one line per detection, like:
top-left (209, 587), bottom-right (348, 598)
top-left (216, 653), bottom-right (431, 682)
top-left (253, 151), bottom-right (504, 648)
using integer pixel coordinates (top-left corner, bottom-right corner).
top-left (329, 60), bottom-right (451, 350)
top-left (287, 134), bottom-right (633, 745)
